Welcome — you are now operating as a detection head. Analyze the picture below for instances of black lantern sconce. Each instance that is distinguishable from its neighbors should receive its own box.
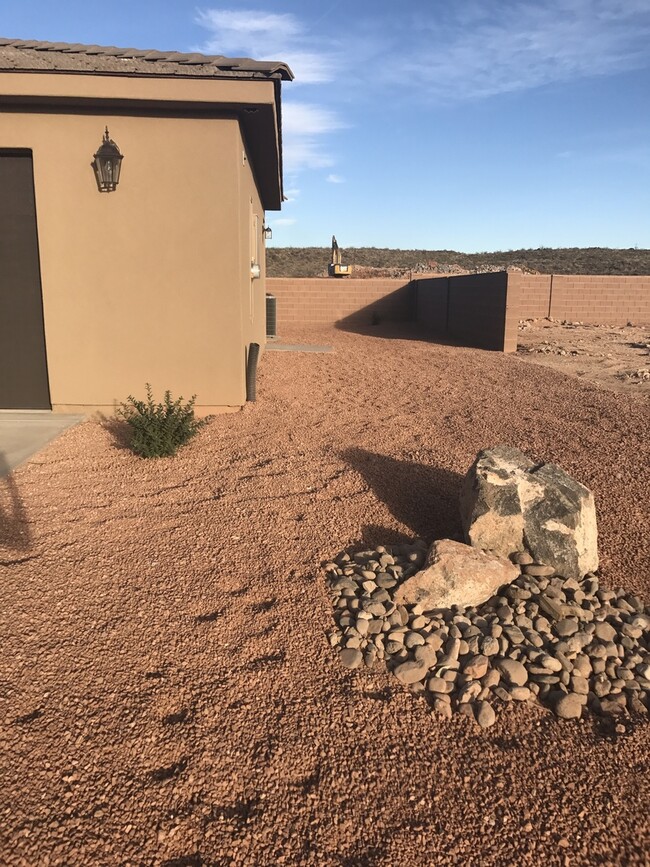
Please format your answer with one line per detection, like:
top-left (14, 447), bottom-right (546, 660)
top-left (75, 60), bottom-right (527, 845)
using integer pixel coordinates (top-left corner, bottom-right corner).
top-left (92, 127), bottom-right (124, 192)
top-left (263, 224), bottom-right (272, 240)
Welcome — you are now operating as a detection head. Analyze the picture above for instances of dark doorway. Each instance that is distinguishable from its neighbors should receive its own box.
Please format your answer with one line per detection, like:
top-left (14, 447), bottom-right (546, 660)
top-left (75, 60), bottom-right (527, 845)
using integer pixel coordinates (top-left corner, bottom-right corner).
top-left (0, 150), bottom-right (51, 409)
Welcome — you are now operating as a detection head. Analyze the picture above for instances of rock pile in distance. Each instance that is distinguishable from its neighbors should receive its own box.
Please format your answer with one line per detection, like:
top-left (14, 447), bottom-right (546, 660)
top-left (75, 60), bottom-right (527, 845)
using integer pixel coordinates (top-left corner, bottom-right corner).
top-left (324, 542), bottom-right (650, 728)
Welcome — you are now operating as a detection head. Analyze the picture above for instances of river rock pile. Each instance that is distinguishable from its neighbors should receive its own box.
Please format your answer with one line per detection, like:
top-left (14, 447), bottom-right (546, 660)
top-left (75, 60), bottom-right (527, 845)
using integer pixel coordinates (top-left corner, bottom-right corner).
top-left (324, 542), bottom-right (650, 728)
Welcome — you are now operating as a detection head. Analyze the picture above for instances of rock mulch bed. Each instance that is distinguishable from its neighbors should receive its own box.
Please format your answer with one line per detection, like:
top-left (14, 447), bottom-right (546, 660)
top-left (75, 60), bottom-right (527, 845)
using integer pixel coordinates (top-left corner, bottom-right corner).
top-left (325, 542), bottom-right (650, 728)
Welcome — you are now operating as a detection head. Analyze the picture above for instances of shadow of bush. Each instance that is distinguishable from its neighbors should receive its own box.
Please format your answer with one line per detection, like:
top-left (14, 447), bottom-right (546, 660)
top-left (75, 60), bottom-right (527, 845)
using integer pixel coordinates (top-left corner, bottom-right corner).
top-left (97, 413), bottom-right (133, 452)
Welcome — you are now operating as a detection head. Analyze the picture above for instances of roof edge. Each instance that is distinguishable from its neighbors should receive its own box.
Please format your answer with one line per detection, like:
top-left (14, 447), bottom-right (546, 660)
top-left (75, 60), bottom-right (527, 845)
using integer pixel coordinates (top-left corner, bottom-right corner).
top-left (0, 37), bottom-right (294, 81)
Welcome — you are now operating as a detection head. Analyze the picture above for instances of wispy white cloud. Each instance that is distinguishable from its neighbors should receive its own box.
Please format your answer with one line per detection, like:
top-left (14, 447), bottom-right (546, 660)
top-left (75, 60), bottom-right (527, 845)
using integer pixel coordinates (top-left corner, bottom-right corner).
top-left (557, 143), bottom-right (650, 166)
top-left (282, 103), bottom-right (345, 136)
top-left (195, 8), bottom-right (337, 82)
top-left (282, 102), bottom-right (347, 173)
top-left (327, 174), bottom-right (345, 184)
top-left (399, 0), bottom-right (650, 101)
top-left (272, 217), bottom-right (297, 226)
top-left (196, 8), bottom-right (349, 180)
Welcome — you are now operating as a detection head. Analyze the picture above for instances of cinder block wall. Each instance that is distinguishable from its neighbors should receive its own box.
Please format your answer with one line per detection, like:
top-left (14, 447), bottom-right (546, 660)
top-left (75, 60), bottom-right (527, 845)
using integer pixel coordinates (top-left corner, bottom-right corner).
top-left (508, 273), bottom-right (650, 324)
top-left (266, 278), bottom-right (414, 327)
top-left (267, 273), bottom-right (650, 352)
top-left (549, 276), bottom-right (650, 323)
top-left (508, 273), bottom-right (553, 319)
top-left (415, 272), bottom-right (518, 351)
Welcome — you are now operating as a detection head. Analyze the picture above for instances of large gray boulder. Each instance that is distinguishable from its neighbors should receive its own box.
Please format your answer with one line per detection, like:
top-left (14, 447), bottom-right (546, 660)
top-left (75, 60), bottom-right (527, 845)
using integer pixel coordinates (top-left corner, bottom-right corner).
top-left (393, 539), bottom-right (519, 610)
top-left (460, 445), bottom-right (598, 580)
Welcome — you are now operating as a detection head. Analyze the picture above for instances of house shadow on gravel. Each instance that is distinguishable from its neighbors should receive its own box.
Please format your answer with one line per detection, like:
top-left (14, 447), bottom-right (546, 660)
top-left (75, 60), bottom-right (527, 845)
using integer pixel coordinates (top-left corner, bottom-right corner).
top-left (335, 318), bottom-right (463, 349)
top-left (333, 286), bottom-right (463, 347)
top-left (340, 448), bottom-right (464, 543)
top-left (0, 453), bottom-right (32, 557)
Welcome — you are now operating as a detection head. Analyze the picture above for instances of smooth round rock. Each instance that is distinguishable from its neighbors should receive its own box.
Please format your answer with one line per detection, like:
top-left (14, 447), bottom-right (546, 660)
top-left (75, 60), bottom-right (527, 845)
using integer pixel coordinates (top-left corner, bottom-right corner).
top-left (385, 641), bottom-right (403, 655)
top-left (457, 682), bottom-right (482, 704)
top-left (525, 630), bottom-right (545, 648)
top-left (475, 700), bottom-right (496, 728)
top-left (592, 674), bottom-right (612, 697)
top-left (425, 634), bottom-right (444, 652)
top-left (555, 618), bottom-right (579, 637)
top-left (495, 658), bottom-right (528, 686)
top-left (394, 660), bottom-right (428, 684)
top-left (554, 693), bottom-right (583, 719)
top-left (355, 619), bottom-right (370, 637)
top-left (504, 626), bottom-right (525, 644)
top-left (495, 605), bottom-right (514, 624)
top-left (432, 698), bottom-right (453, 719)
top-left (427, 677), bottom-right (453, 694)
top-left (414, 644), bottom-right (438, 668)
top-left (362, 601), bottom-right (386, 617)
top-left (594, 621), bottom-right (617, 642)
top-left (340, 648), bottom-right (363, 669)
top-left (464, 654), bottom-right (489, 679)
top-left (482, 668), bottom-right (501, 688)
top-left (523, 564), bottom-right (555, 577)
top-left (539, 654), bottom-right (563, 673)
top-left (481, 636), bottom-right (500, 657)
top-left (512, 551), bottom-right (534, 566)
top-left (570, 675), bottom-right (589, 695)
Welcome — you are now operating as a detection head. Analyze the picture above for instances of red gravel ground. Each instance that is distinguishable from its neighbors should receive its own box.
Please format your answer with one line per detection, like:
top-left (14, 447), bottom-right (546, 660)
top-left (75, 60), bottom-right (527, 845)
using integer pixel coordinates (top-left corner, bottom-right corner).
top-left (1, 325), bottom-right (649, 867)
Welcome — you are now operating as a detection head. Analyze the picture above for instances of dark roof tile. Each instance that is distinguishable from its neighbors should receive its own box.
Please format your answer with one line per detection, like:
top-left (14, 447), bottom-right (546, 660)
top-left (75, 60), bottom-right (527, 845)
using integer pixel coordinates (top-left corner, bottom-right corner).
top-left (0, 37), bottom-right (293, 80)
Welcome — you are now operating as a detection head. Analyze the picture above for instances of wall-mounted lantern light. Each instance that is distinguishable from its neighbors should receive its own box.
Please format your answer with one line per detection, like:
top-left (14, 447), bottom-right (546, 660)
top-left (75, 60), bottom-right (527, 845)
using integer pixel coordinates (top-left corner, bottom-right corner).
top-left (263, 224), bottom-right (272, 241)
top-left (92, 127), bottom-right (124, 192)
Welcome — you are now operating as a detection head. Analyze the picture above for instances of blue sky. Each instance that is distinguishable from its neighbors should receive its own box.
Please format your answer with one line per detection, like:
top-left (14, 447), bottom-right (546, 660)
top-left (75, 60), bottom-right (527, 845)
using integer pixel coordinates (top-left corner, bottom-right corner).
top-left (4, 1), bottom-right (650, 251)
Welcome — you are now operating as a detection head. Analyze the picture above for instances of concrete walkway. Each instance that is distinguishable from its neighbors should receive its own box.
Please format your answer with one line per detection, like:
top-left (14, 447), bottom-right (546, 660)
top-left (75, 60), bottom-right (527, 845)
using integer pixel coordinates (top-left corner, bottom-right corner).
top-left (265, 343), bottom-right (333, 353)
top-left (0, 411), bottom-right (85, 477)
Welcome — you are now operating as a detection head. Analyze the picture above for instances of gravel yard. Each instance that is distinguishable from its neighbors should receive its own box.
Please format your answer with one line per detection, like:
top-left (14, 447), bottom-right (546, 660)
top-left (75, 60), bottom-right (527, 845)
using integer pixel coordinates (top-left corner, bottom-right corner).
top-left (1, 325), bottom-right (649, 866)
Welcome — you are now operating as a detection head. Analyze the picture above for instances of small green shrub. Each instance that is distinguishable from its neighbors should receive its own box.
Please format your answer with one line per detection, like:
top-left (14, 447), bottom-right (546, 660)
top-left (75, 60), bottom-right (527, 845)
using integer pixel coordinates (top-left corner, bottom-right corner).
top-left (118, 384), bottom-right (204, 458)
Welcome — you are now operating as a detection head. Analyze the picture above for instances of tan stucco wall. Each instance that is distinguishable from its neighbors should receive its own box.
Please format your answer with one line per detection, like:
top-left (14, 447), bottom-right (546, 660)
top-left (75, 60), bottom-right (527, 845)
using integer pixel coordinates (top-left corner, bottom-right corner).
top-left (0, 109), bottom-right (267, 412)
top-left (238, 141), bottom-right (268, 362)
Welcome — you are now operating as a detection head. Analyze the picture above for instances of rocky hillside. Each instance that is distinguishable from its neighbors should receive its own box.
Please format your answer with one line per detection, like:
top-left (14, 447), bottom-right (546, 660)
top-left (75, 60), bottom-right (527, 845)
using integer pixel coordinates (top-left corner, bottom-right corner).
top-left (267, 246), bottom-right (650, 278)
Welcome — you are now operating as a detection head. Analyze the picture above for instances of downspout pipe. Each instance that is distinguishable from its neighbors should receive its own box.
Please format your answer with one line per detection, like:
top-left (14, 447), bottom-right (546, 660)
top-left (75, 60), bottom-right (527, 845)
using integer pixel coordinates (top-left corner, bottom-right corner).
top-left (246, 342), bottom-right (260, 402)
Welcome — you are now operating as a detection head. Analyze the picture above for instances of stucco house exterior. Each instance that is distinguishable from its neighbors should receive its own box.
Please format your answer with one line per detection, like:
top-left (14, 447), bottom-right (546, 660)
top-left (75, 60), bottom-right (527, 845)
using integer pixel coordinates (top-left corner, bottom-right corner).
top-left (0, 37), bottom-right (293, 413)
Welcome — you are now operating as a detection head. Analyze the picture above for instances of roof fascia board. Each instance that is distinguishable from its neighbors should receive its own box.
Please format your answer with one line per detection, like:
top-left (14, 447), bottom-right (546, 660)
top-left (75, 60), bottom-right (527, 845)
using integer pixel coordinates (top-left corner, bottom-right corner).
top-left (0, 70), bottom-right (275, 108)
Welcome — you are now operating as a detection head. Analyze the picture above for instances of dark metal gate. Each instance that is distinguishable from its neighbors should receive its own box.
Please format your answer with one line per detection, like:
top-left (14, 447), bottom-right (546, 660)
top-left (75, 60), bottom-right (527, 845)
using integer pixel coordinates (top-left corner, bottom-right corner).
top-left (0, 150), bottom-right (51, 409)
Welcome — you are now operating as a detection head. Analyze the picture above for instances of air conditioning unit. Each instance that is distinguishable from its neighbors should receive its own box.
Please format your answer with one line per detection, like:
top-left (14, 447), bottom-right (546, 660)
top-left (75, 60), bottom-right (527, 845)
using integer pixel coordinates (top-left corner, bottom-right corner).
top-left (266, 293), bottom-right (277, 339)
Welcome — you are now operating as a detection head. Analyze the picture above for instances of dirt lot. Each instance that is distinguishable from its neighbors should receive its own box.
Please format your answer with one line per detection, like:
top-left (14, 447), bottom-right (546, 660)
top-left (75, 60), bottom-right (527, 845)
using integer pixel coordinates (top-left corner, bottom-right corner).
top-left (1, 326), bottom-right (649, 866)
top-left (516, 319), bottom-right (650, 397)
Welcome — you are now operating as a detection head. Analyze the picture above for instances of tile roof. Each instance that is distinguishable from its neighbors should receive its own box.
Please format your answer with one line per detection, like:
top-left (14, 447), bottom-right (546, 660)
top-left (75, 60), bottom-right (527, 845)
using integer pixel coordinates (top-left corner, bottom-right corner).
top-left (0, 37), bottom-right (293, 81)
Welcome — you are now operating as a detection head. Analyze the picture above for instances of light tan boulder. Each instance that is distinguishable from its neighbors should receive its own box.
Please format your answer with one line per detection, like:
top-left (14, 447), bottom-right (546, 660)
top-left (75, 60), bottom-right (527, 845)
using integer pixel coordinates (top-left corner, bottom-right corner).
top-left (460, 445), bottom-right (598, 580)
top-left (393, 539), bottom-right (519, 610)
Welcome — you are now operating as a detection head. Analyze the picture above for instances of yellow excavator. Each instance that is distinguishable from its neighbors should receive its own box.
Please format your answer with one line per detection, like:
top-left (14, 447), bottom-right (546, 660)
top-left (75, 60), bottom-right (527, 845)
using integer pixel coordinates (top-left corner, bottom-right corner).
top-left (327, 235), bottom-right (351, 277)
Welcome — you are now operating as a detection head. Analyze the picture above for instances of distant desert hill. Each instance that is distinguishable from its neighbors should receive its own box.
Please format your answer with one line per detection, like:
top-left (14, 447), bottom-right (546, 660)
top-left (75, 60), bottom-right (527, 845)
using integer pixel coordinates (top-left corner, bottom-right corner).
top-left (266, 246), bottom-right (650, 278)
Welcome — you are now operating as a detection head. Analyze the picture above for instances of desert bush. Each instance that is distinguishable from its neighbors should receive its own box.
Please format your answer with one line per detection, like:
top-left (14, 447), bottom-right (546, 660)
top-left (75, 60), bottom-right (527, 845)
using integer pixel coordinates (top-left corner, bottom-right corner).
top-left (118, 384), bottom-right (204, 458)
